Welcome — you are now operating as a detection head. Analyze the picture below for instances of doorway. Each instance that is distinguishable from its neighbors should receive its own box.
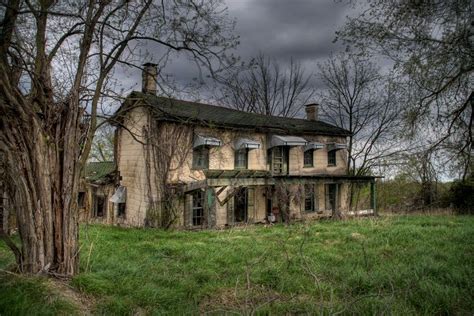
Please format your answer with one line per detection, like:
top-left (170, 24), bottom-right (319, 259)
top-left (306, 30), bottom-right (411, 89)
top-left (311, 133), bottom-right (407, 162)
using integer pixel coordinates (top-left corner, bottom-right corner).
top-left (234, 188), bottom-right (248, 223)
top-left (325, 184), bottom-right (337, 212)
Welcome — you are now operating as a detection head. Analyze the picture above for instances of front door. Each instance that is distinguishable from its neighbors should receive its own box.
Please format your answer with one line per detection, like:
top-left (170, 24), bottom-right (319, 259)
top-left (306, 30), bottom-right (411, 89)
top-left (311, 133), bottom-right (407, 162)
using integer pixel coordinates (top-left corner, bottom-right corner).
top-left (234, 188), bottom-right (248, 223)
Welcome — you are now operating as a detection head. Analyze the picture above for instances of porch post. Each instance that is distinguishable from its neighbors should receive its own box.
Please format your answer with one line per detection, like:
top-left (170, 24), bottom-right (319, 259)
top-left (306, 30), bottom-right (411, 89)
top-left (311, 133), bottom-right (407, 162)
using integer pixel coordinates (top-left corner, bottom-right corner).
top-left (370, 180), bottom-right (377, 216)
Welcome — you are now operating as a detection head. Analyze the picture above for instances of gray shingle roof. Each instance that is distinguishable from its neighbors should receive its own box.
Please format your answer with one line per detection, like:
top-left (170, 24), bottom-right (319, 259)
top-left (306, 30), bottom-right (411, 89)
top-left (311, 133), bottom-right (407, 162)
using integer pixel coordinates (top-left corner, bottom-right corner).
top-left (128, 91), bottom-right (351, 136)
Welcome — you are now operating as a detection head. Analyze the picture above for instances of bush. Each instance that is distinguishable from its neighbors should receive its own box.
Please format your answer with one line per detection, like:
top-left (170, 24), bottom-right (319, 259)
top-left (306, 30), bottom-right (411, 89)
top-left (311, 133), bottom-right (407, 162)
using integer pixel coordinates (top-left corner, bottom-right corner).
top-left (449, 176), bottom-right (474, 214)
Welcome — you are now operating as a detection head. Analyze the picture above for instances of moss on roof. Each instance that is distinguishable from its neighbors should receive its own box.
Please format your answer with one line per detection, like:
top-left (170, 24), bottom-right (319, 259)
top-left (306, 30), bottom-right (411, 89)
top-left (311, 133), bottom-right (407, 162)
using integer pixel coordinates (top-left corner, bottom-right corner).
top-left (85, 161), bottom-right (115, 183)
top-left (128, 91), bottom-right (351, 136)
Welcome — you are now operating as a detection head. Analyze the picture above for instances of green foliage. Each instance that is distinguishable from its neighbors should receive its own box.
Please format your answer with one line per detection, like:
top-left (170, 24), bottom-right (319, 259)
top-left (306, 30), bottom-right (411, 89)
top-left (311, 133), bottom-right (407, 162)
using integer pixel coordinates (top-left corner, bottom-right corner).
top-left (0, 274), bottom-right (78, 315)
top-left (1, 216), bottom-right (473, 314)
top-left (449, 176), bottom-right (474, 214)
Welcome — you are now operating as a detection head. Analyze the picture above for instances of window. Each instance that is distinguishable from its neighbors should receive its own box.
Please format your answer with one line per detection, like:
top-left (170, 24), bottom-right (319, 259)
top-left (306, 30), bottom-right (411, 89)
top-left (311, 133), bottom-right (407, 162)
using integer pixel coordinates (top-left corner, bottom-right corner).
top-left (270, 146), bottom-right (289, 175)
top-left (193, 146), bottom-right (209, 169)
top-left (234, 149), bottom-right (248, 169)
top-left (94, 196), bottom-right (105, 217)
top-left (328, 150), bottom-right (336, 166)
top-left (192, 190), bottom-right (205, 226)
top-left (304, 150), bottom-right (313, 167)
top-left (78, 192), bottom-right (85, 209)
top-left (118, 203), bottom-right (126, 218)
top-left (304, 184), bottom-right (315, 212)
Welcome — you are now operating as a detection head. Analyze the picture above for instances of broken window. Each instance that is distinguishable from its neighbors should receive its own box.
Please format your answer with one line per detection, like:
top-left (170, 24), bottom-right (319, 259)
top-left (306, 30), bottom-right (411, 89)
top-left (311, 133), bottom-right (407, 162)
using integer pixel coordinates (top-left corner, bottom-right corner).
top-left (328, 150), bottom-right (336, 166)
top-left (192, 190), bottom-right (205, 226)
top-left (304, 184), bottom-right (315, 212)
top-left (234, 148), bottom-right (248, 169)
top-left (94, 196), bottom-right (106, 217)
top-left (304, 150), bottom-right (313, 167)
top-left (78, 192), bottom-right (85, 209)
top-left (269, 146), bottom-right (289, 175)
top-left (193, 146), bottom-right (209, 169)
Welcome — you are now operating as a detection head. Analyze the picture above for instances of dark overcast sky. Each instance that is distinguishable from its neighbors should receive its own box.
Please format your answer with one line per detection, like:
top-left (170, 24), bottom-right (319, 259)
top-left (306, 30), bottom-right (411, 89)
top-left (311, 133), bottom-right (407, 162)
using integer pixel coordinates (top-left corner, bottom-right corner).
top-left (118, 1), bottom-right (359, 105)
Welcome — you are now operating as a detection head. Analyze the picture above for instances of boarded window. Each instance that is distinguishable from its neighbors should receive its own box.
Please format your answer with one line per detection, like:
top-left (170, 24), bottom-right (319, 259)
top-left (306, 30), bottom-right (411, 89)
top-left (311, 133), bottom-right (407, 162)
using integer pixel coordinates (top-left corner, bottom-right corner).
top-left (304, 184), bottom-right (315, 212)
top-left (193, 147), bottom-right (209, 169)
top-left (192, 190), bottom-right (205, 226)
top-left (270, 146), bottom-right (289, 175)
top-left (304, 150), bottom-right (313, 167)
top-left (328, 150), bottom-right (336, 166)
top-left (234, 149), bottom-right (248, 169)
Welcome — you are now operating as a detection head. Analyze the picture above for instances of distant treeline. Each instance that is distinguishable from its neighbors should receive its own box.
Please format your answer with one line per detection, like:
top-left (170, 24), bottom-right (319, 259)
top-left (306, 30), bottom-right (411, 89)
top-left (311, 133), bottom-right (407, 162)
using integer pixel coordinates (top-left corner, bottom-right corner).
top-left (375, 175), bottom-right (474, 215)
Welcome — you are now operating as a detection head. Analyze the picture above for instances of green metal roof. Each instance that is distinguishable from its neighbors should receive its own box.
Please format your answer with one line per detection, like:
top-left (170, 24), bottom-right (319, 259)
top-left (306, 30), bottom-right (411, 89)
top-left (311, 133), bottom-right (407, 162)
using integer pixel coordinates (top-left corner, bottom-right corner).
top-left (85, 161), bottom-right (115, 183)
top-left (127, 91), bottom-right (351, 136)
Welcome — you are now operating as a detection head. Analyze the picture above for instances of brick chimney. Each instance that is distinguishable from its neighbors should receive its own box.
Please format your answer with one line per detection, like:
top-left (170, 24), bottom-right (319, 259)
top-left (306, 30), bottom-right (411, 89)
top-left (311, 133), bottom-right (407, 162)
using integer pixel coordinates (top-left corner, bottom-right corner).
top-left (305, 103), bottom-right (318, 121)
top-left (142, 63), bottom-right (157, 94)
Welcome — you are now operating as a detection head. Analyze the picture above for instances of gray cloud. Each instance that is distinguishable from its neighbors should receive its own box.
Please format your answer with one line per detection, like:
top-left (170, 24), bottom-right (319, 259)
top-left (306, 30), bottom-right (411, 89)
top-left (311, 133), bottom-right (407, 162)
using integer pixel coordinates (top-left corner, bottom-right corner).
top-left (117, 1), bottom-right (358, 102)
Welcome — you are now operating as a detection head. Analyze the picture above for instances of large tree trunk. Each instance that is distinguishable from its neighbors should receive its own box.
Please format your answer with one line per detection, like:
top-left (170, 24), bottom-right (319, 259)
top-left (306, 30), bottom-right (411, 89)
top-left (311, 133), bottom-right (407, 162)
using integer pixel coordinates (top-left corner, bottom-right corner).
top-left (2, 106), bottom-right (82, 275)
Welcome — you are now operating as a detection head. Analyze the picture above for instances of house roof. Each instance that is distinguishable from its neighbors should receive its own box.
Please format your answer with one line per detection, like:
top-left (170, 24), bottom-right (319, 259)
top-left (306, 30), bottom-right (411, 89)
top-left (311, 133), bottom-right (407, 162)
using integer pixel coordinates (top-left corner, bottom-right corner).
top-left (125, 91), bottom-right (351, 136)
top-left (85, 161), bottom-right (115, 183)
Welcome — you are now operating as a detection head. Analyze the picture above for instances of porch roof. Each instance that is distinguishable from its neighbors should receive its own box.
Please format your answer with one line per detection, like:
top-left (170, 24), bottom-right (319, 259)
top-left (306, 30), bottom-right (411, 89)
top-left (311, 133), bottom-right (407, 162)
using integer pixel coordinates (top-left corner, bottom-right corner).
top-left (182, 171), bottom-right (381, 191)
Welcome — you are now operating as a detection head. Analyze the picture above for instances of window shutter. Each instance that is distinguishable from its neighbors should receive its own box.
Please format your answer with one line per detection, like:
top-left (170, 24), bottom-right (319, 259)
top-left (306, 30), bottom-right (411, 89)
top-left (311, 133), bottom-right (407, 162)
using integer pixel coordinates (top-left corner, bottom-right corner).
top-left (247, 188), bottom-right (255, 222)
top-left (185, 193), bottom-right (193, 227)
top-left (206, 188), bottom-right (215, 228)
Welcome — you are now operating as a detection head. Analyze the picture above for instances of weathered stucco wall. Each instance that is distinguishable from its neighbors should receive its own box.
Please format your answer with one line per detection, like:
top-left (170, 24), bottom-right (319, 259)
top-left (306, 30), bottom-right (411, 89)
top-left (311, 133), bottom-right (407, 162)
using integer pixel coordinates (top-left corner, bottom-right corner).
top-left (116, 106), bottom-right (351, 228)
top-left (116, 106), bottom-right (150, 226)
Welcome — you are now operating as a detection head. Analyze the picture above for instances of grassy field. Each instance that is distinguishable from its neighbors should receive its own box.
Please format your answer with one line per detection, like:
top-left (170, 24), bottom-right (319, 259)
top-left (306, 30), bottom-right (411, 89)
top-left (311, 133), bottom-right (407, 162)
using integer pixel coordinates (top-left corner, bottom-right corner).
top-left (1, 215), bottom-right (473, 315)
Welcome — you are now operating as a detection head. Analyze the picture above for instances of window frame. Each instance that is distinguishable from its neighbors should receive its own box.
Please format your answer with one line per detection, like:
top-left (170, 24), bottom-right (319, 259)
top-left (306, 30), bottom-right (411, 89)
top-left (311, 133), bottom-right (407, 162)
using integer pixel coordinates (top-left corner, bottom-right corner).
top-left (234, 148), bottom-right (248, 169)
top-left (192, 190), bottom-right (205, 226)
top-left (303, 150), bottom-right (314, 168)
top-left (94, 195), bottom-right (106, 217)
top-left (327, 150), bottom-right (336, 166)
top-left (270, 146), bottom-right (289, 175)
top-left (117, 203), bottom-right (126, 218)
top-left (192, 146), bottom-right (210, 170)
top-left (304, 184), bottom-right (315, 212)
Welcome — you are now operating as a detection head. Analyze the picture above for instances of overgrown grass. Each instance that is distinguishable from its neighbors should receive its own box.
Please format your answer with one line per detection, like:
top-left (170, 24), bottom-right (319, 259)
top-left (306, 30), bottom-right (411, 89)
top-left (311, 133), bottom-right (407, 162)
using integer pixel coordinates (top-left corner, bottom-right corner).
top-left (1, 215), bottom-right (473, 314)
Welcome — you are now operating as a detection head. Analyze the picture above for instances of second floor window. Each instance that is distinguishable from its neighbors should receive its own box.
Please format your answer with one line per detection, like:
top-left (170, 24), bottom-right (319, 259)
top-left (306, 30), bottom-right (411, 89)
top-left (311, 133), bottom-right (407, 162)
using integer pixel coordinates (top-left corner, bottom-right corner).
top-left (268, 146), bottom-right (289, 175)
top-left (193, 146), bottom-right (209, 169)
top-left (304, 150), bottom-right (313, 167)
top-left (235, 149), bottom-right (248, 169)
top-left (328, 150), bottom-right (336, 166)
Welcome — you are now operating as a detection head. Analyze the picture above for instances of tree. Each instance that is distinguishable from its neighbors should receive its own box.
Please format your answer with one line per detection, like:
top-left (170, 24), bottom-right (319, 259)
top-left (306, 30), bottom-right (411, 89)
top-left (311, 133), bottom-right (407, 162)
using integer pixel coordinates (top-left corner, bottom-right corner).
top-left (218, 53), bottom-right (315, 118)
top-left (336, 0), bottom-right (473, 179)
top-left (318, 54), bottom-right (400, 176)
top-left (89, 122), bottom-right (115, 163)
top-left (0, 0), bottom-right (237, 275)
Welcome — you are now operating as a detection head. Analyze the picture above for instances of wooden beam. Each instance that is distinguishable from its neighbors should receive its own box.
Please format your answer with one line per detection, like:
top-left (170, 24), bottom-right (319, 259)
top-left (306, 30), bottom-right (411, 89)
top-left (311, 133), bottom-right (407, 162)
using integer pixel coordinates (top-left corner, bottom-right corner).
top-left (207, 178), bottom-right (275, 187)
top-left (183, 180), bottom-right (207, 192)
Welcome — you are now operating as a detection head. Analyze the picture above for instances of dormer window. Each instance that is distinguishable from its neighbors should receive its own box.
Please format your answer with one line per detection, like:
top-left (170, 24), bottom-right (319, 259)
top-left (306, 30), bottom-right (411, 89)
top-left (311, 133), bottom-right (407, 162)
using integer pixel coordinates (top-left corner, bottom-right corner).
top-left (234, 149), bottom-right (248, 169)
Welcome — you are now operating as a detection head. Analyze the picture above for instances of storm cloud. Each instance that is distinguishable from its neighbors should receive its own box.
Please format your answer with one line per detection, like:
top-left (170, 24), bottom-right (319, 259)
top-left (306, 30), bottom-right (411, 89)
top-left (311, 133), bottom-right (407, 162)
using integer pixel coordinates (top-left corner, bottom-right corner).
top-left (117, 1), bottom-right (359, 104)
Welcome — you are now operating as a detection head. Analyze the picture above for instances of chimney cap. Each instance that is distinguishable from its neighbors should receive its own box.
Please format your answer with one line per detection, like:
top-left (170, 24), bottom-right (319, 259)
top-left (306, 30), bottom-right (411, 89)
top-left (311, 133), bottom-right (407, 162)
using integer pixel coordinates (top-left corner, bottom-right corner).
top-left (143, 62), bottom-right (158, 67)
top-left (304, 103), bottom-right (319, 107)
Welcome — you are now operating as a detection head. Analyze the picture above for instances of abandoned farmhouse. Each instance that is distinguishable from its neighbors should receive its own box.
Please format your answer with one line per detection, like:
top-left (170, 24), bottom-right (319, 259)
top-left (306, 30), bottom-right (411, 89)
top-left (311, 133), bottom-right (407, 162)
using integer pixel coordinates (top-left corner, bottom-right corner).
top-left (79, 64), bottom-right (377, 228)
